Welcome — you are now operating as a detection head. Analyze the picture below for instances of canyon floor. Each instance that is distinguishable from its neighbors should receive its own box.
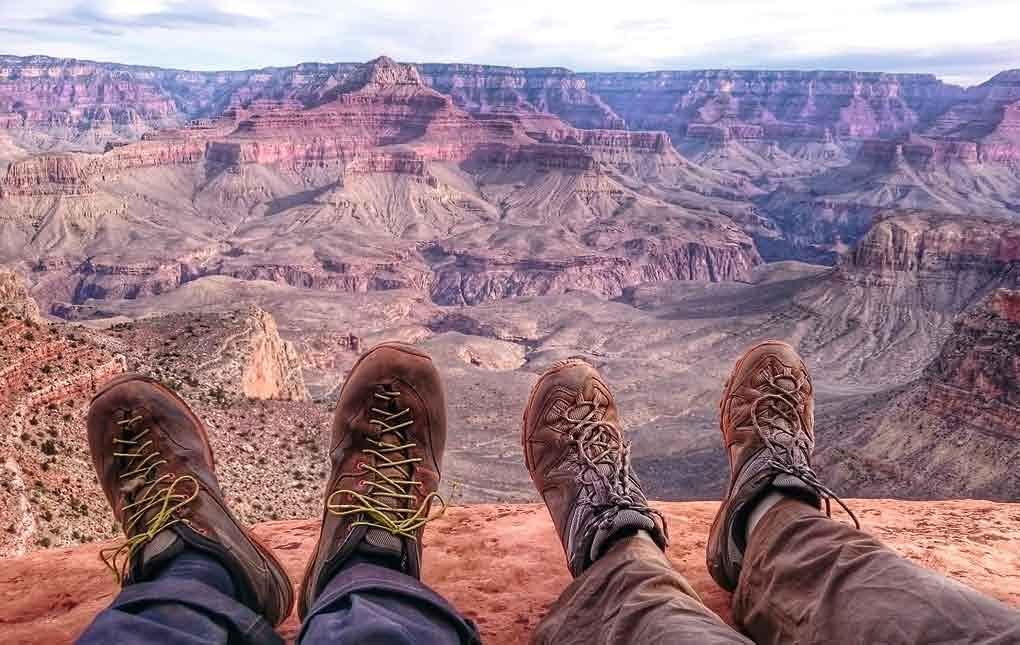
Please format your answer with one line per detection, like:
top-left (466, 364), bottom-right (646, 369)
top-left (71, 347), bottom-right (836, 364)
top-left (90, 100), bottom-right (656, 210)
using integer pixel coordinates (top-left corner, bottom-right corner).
top-left (2, 501), bottom-right (1019, 645)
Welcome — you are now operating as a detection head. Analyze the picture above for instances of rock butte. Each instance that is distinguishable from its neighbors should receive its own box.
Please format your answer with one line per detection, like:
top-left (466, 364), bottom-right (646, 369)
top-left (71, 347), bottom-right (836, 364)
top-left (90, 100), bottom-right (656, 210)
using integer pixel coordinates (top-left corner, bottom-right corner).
top-left (1, 502), bottom-right (1019, 644)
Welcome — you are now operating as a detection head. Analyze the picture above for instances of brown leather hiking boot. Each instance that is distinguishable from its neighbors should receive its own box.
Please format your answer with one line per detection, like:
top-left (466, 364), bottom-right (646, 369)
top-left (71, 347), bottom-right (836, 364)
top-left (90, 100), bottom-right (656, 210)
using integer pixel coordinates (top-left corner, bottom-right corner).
top-left (707, 341), bottom-right (858, 591)
top-left (87, 373), bottom-right (294, 625)
top-left (523, 358), bottom-right (667, 578)
top-left (299, 342), bottom-right (447, 618)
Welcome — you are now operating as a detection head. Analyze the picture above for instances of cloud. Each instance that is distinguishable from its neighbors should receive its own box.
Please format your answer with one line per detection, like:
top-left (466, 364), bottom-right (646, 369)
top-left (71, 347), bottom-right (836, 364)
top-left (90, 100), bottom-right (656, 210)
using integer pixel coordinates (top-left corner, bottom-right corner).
top-left (0, 25), bottom-right (40, 36)
top-left (90, 26), bottom-right (125, 37)
top-left (0, 0), bottom-right (1016, 84)
top-left (895, 0), bottom-right (961, 10)
top-left (651, 39), bottom-right (1020, 78)
top-left (44, 1), bottom-right (268, 31)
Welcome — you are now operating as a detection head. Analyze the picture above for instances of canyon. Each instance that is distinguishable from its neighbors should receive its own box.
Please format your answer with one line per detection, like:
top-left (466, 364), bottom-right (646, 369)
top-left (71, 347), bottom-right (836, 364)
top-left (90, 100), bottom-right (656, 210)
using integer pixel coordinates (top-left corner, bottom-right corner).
top-left (0, 53), bottom-right (1018, 562)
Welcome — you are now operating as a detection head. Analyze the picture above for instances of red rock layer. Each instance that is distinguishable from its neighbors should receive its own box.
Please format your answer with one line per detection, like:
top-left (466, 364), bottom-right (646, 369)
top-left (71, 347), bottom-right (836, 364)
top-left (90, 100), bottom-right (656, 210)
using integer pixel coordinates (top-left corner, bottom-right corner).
top-left (989, 289), bottom-right (1020, 322)
top-left (856, 134), bottom-right (1019, 168)
top-left (0, 57), bottom-right (181, 137)
top-left (3, 58), bottom-right (686, 182)
top-left (5, 54), bottom-right (1020, 166)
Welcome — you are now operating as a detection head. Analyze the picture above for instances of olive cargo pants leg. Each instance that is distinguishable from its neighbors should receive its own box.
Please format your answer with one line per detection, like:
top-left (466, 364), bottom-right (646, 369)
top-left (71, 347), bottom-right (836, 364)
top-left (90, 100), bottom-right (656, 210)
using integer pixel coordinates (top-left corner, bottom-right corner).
top-left (733, 499), bottom-right (1020, 645)
top-left (533, 533), bottom-right (752, 645)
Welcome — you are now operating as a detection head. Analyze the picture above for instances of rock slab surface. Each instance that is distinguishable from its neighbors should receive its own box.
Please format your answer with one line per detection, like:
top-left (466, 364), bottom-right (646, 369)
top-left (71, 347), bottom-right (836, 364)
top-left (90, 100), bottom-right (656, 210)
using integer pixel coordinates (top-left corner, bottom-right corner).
top-left (1, 501), bottom-right (1018, 644)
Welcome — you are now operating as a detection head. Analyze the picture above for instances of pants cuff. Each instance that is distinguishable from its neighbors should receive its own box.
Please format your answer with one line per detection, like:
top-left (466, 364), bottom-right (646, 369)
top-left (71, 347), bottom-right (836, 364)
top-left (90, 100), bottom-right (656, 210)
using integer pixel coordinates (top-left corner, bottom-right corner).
top-left (108, 578), bottom-right (282, 643)
top-left (300, 562), bottom-right (480, 643)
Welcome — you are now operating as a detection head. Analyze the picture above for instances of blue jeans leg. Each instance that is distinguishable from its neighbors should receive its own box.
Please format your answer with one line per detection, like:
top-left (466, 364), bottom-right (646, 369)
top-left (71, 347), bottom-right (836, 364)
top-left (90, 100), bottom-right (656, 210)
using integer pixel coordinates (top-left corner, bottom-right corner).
top-left (300, 561), bottom-right (480, 645)
top-left (77, 548), bottom-right (282, 645)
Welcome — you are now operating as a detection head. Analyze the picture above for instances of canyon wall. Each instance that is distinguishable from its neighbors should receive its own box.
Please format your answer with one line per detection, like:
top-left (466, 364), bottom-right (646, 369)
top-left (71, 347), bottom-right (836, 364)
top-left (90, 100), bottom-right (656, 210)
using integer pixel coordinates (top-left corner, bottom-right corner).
top-left (925, 288), bottom-right (1020, 440)
top-left (1, 55), bottom-right (1017, 156)
top-left (428, 238), bottom-right (760, 305)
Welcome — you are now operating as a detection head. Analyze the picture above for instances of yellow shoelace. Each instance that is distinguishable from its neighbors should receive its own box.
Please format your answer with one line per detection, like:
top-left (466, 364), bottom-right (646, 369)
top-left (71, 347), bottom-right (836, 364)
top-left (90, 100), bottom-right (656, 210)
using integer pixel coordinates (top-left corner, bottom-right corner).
top-left (100, 415), bottom-right (199, 583)
top-left (327, 388), bottom-right (445, 539)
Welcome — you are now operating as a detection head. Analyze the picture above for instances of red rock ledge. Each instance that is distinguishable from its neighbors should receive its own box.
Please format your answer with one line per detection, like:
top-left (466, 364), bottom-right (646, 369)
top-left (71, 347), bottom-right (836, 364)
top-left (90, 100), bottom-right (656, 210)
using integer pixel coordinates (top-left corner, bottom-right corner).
top-left (1, 501), bottom-right (1018, 644)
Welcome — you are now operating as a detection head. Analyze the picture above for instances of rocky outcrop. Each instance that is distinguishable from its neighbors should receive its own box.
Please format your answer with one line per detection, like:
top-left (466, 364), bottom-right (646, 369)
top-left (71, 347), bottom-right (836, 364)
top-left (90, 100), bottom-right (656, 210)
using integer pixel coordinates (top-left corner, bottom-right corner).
top-left (1, 502), bottom-right (1018, 644)
top-left (343, 150), bottom-right (433, 178)
top-left (924, 289), bottom-right (1020, 440)
top-left (241, 307), bottom-right (309, 401)
top-left (0, 314), bottom-right (125, 557)
top-left (428, 236), bottom-right (760, 305)
top-left (0, 155), bottom-right (92, 196)
top-left (67, 255), bottom-right (214, 304)
top-left (0, 269), bottom-right (41, 320)
top-left (99, 138), bottom-right (208, 171)
top-left (115, 308), bottom-right (311, 402)
top-left (856, 133), bottom-right (1017, 168)
top-left (205, 57), bottom-right (493, 170)
top-left (834, 211), bottom-right (1019, 315)
top-left (846, 211), bottom-right (1020, 275)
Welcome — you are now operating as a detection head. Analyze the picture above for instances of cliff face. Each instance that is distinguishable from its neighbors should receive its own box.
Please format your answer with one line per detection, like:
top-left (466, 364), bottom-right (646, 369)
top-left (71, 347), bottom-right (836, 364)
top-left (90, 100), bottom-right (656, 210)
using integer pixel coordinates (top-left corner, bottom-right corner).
top-left (1, 155), bottom-right (93, 197)
top-left (428, 236), bottom-right (760, 305)
top-left (925, 71), bottom-right (1020, 163)
top-left (426, 68), bottom-right (965, 142)
top-left (847, 211), bottom-right (1020, 275)
top-left (0, 308), bottom-right (126, 557)
top-left (0, 56), bottom-right (185, 148)
top-left (1, 502), bottom-right (1018, 644)
top-left (834, 211), bottom-right (1020, 316)
top-left (924, 289), bottom-right (1020, 439)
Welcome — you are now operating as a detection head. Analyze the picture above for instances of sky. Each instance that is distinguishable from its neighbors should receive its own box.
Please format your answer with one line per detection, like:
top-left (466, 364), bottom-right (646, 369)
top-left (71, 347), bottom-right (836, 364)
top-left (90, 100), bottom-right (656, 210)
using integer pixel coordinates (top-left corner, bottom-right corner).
top-left (0, 0), bottom-right (1018, 87)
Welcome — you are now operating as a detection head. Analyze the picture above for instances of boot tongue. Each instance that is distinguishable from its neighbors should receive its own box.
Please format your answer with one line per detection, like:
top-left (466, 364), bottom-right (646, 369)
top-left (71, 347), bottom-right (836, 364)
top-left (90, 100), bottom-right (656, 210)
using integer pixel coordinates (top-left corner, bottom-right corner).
top-left (357, 428), bottom-right (410, 564)
top-left (359, 527), bottom-right (405, 559)
top-left (132, 528), bottom-right (184, 581)
top-left (589, 509), bottom-right (656, 563)
top-left (586, 460), bottom-right (657, 562)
